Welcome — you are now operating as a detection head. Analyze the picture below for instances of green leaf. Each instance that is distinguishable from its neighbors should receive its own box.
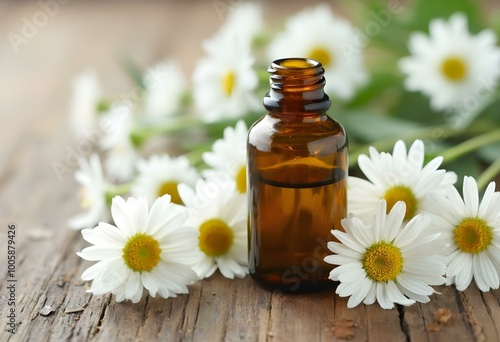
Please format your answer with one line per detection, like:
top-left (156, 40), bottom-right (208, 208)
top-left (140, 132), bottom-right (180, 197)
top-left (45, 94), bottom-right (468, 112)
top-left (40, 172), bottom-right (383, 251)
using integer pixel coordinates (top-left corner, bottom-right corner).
top-left (489, 10), bottom-right (500, 37)
top-left (203, 112), bottom-right (264, 139)
top-left (119, 55), bottom-right (146, 90)
top-left (478, 96), bottom-right (500, 124)
top-left (407, 0), bottom-right (483, 33)
top-left (477, 143), bottom-right (500, 163)
top-left (336, 110), bottom-right (422, 143)
top-left (388, 91), bottom-right (443, 125)
top-left (353, 0), bottom-right (415, 49)
top-left (445, 154), bottom-right (482, 192)
top-left (346, 73), bottom-right (401, 108)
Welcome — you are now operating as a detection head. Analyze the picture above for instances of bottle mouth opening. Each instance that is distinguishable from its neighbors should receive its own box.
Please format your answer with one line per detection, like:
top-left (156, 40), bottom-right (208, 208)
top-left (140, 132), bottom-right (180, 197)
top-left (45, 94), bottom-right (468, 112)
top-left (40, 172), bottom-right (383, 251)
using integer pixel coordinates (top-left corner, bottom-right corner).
top-left (268, 58), bottom-right (325, 92)
top-left (272, 58), bottom-right (322, 70)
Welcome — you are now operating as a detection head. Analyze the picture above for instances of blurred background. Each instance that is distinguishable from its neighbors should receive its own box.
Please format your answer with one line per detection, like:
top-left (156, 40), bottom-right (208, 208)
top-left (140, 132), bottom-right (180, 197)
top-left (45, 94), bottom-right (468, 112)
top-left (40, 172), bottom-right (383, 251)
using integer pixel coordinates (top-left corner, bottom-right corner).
top-left (1, 0), bottom-right (500, 220)
top-left (0, 0), bottom-right (328, 133)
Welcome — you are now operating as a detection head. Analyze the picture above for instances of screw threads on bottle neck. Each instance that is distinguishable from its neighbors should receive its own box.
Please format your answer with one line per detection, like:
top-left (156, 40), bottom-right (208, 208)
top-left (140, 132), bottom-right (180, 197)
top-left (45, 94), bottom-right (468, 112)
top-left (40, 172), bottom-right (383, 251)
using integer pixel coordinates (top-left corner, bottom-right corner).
top-left (264, 58), bottom-right (330, 115)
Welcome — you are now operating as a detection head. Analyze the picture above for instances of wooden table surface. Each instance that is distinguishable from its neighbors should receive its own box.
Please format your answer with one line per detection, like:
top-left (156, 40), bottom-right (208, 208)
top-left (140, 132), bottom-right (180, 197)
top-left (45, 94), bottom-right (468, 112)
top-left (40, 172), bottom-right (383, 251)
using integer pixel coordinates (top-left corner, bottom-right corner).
top-left (0, 1), bottom-right (499, 341)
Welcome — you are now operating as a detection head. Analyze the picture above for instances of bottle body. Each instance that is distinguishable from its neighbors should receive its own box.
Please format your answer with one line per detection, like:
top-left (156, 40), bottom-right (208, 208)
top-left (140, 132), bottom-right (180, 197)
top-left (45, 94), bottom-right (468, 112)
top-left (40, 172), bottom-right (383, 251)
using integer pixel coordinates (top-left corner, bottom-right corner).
top-left (247, 58), bottom-right (347, 293)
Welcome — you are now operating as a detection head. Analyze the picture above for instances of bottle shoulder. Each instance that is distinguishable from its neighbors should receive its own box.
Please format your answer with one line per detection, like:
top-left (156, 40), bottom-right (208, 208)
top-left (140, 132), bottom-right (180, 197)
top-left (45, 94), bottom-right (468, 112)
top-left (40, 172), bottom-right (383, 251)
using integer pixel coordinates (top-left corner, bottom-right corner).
top-left (248, 113), bottom-right (347, 153)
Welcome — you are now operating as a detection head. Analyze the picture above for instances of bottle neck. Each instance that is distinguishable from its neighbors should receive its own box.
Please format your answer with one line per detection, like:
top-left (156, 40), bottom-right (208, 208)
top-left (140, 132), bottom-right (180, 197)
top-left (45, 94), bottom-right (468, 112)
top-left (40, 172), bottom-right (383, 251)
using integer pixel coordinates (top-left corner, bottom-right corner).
top-left (263, 58), bottom-right (331, 116)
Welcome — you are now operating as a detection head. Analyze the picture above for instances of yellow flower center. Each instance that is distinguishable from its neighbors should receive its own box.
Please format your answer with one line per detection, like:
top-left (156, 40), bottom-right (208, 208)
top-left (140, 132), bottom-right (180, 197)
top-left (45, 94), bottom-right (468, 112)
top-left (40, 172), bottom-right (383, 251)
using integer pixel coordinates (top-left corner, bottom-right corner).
top-left (236, 166), bottom-right (246, 193)
top-left (383, 185), bottom-right (418, 221)
top-left (221, 70), bottom-right (235, 96)
top-left (199, 219), bottom-right (234, 257)
top-left (157, 181), bottom-right (182, 205)
top-left (441, 56), bottom-right (467, 81)
top-left (122, 233), bottom-right (161, 272)
top-left (309, 46), bottom-right (334, 67)
top-left (363, 242), bottom-right (403, 282)
top-left (454, 218), bottom-right (493, 254)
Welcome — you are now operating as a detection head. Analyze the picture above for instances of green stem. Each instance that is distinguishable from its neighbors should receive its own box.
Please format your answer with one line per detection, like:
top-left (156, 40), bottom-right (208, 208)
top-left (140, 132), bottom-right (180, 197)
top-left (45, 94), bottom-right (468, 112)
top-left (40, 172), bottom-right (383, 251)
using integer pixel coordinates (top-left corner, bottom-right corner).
top-left (441, 128), bottom-right (500, 164)
top-left (477, 159), bottom-right (500, 190)
top-left (130, 116), bottom-right (202, 147)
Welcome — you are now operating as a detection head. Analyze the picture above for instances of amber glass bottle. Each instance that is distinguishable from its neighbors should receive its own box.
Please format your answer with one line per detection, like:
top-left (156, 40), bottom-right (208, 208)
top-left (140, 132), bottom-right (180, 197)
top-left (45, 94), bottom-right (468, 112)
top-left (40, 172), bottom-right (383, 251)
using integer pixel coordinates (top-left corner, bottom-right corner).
top-left (247, 58), bottom-right (348, 293)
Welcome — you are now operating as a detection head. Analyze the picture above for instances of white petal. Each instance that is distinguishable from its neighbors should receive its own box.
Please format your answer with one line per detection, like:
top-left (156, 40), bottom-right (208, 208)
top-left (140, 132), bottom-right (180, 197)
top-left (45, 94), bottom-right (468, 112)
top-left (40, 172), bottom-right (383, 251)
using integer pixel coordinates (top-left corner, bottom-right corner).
top-left (111, 196), bottom-right (135, 236)
top-left (385, 201), bottom-right (406, 241)
top-left (473, 253), bottom-right (499, 291)
top-left (125, 272), bottom-right (143, 302)
top-left (133, 197), bottom-right (149, 233)
top-left (347, 216), bottom-right (373, 248)
top-left (346, 277), bottom-right (372, 308)
top-left (397, 283), bottom-right (431, 303)
top-left (394, 214), bottom-right (427, 248)
top-left (336, 263), bottom-right (366, 283)
top-left (463, 176), bottom-right (479, 217)
top-left (386, 280), bottom-right (414, 307)
top-left (400, 236), bottom-right (444, 258)
top-left (446, 184), bottom-right (467, 218)
top-left (403, 259), bottom-right (446, 279)
top-left (68, 211), bottom-right (100, 230)
top-left (336, 281), bottom-right (358, 297)
top-left (392, 140), bottom-right (408, 164)
top-left (358, 153), bottom-right (385, 187)
top-left (82, 222), bottom-right (127, 247)
top-left (331, 230), bottom-right (366, 254)
top-left (217, 256), bottom-right (248, 279)
top-left (80, 260), bottom-right (108, 281)
top-left (407, 140), bottom-right (424, 169)
top-left (193, 257), bottom-right (217, 279)
top-left (142, 271), bottom-right (160, 297)
top-left (363, 282), bottom-right (377, 305)
top-left (372, 200), bottom-right (388, 241)
top-left (77, 246), bottom-right (121, 261)
top-left (479, 182), bottom-right (500, 221)
top-left (150, 263), bottom-right (192, 294)
top-left (103, 260), bottom-right (130, 288)
top-left (449, 253), bottom-right (473, 291)
top-left (376, 283), bottom-right (394, 309)
top-left (425, 192), bottom-right (462, 226)
top-left (397, 273), bottom-right (434, 296)
top-left (148, 200), bottom-right (189, 238)
top-left (326, 241), bottom-right (363, 259)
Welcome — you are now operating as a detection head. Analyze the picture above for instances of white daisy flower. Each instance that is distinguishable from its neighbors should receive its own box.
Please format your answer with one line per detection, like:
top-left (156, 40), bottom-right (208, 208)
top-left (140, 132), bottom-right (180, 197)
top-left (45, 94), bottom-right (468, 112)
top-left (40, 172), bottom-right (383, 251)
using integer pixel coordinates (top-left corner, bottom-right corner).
top-left (426, 176), bottom-right (500, 292)
top-left (193, 25), bottom-right (260, 122)
top-left (325, 201), bottom-right (446, 309)
top-left (349, 140), bottom-right (457, 223)
top-left (218, 2), bottom-right (263, 43)
top-left (77, 195), bottom-right (202, 303)
top-left (132, 154), bottom-right (199, 205)
top-left (399, 13), bottom-right (500, 112)
top-left (70, 69), bottom-right (106, 138)
top-left (178, 178), bottom-right (248, 279)
top-left (100, 105), bottom-right (139, 182)
top-left (68, 154), bottom-right (108, 230)
top-left (267, 4), bottom-right (368, 101)
top-left (143, 60), bottom-right (186, 118)
top-left (202, 120), bottom-right (248, 193)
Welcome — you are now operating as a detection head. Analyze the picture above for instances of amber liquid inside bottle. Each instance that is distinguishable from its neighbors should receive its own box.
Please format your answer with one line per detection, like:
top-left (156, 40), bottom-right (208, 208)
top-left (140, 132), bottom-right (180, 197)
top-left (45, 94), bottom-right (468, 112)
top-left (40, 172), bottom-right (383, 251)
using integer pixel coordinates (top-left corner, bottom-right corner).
top-left (247, 58), bottom-right (347, 293)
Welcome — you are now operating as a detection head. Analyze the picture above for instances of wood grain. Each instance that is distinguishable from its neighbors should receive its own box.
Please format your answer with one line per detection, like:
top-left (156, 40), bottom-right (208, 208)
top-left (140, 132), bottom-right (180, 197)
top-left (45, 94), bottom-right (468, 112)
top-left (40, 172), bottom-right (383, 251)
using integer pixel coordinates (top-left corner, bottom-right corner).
top-left (0, 1), bottom-right (499, 341)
